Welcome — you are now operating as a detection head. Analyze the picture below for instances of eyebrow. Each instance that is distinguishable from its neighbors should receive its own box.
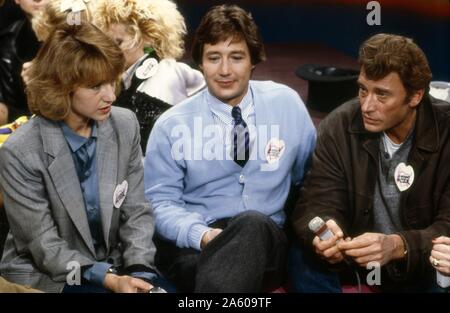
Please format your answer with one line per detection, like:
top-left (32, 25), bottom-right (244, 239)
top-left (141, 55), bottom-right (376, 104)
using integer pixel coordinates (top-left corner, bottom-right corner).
top-left (205, 50), bottom-right (247, 56)
top-left (357, 81), bottom-right (392, 94)
top-left (374, 87), bottom-right (392, 94)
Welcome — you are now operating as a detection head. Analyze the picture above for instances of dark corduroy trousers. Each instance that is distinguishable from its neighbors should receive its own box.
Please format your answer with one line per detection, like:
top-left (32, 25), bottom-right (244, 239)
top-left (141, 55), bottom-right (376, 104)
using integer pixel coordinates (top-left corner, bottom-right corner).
top-left (155, 210), bottom-right (288, 293)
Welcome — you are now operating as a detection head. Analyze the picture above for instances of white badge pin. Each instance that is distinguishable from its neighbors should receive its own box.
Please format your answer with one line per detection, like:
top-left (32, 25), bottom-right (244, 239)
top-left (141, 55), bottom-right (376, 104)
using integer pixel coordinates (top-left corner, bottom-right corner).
top-left (265, 138), bottom-right (285, 164)
top-left (136, 58), bottom-right (159, 80)
top-left (394, 162), bottom-right (414, 192)
top-left (113, 180), bottom-right (128, 209)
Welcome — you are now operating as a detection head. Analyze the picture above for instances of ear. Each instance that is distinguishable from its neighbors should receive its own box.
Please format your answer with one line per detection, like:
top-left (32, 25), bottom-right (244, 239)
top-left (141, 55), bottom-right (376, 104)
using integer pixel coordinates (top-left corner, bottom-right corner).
top-left (198, 63), bottom-right (203, 72)
top-left (409, 89), bottom-right (425, 108)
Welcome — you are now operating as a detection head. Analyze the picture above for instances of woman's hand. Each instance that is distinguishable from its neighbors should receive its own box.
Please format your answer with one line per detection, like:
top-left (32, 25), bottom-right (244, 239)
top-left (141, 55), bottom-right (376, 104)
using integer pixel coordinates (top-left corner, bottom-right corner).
top-left (104, 273), bottom-right (153, 293)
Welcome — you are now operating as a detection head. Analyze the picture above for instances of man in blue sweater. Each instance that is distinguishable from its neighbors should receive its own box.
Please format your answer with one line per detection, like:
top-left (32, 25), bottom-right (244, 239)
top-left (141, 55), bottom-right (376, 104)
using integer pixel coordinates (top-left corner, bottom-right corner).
top-left (144, 4), bottom-right (316, 292)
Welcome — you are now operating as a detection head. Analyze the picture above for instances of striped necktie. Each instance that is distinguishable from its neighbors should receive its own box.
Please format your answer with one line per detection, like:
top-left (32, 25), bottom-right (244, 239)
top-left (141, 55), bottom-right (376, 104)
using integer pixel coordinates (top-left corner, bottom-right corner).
top-left (231, 106), bottom-right (250, 167)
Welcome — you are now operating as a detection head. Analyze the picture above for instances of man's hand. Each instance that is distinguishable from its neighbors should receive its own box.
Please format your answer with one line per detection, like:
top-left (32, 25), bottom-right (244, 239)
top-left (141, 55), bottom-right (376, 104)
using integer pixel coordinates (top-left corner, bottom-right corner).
top-left (312, 219), bottom-right (346, 264)
top-left (337, 233), bottom-right (405, 267)
top-left (200, 228), bottom-right (223, 250)
top-left (104, 274), bottom-right (153, 293)
top-left (430, 236), bottom-right (450, 275)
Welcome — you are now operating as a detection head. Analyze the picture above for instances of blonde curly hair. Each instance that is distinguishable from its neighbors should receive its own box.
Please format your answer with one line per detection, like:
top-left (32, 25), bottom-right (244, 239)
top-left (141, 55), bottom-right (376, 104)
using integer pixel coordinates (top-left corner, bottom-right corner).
top-left (94, 0), bottom-right (186, 59)
top-left (32, 0), bottom-right (97, 42)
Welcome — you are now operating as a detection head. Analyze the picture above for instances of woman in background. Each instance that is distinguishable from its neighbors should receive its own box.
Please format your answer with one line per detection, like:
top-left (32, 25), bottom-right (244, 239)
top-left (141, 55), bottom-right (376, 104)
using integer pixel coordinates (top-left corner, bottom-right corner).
top-left (94, 0), bottom-right (205, 153)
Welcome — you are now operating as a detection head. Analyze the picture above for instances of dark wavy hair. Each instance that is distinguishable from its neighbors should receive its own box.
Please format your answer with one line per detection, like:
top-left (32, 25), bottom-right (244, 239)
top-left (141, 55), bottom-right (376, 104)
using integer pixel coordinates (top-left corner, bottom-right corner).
top-left (359, 33), bottom-right (432, 101)
top-left (192, 4), bottom-right (266, 66)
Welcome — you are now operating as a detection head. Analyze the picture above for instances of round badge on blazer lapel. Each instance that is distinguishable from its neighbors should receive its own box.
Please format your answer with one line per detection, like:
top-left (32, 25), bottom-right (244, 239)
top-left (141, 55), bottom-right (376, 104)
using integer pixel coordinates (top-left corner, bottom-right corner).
top-left (135, 58), bottom-right (159, 80)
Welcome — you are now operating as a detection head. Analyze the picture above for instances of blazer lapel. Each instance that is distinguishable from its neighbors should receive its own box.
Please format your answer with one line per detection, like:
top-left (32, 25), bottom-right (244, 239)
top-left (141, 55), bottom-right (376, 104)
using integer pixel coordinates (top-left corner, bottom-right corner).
top-left (96, 118), bottom-right (118, 251)
top-left (41, 118), bottom-right (96, 256)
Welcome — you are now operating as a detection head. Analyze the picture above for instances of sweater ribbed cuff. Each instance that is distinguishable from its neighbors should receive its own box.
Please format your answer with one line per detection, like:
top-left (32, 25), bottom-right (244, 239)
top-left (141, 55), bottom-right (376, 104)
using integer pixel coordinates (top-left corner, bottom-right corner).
top-left (188, 224), bottom-right (212, 251)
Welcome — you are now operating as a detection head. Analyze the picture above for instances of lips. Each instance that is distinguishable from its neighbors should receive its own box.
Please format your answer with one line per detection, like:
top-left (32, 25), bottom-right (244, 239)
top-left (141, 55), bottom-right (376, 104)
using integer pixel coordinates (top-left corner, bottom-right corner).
top-left (363, 116), bottom-right (378, 124)
top-left (99, 106), bottom-right (111, 114)
top-left (216, 80), bottom-right (234, 87)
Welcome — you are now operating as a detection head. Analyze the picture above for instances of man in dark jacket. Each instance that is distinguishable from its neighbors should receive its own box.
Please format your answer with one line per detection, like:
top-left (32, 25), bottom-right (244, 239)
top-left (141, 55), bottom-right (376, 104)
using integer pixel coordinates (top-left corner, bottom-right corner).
top-left (291, 33), bottom-right (450, 292)
top-left (0, 0), bottom-right (46, 124)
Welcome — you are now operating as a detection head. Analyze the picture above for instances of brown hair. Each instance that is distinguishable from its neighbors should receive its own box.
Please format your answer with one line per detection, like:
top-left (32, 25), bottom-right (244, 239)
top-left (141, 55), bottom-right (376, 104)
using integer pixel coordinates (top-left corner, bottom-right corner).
top-left (192, 4), bottom-right (266, 66)
top-left (359, 33), bottom-right (432, 100)
top-left (26, 23), bottom-right (125, 121)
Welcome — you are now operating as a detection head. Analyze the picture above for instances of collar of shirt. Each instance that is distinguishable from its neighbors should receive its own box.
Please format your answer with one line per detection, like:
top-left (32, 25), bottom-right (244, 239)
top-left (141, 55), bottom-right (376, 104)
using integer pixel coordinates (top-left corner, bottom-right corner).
top-left (59, 121), bottom-right (98, 153)
top-left (122, 54), bottom-right (149, 90)
top-left (207, 86), bottom-right (255, 126)
top-left (381, 126), bottom-right (415, 158)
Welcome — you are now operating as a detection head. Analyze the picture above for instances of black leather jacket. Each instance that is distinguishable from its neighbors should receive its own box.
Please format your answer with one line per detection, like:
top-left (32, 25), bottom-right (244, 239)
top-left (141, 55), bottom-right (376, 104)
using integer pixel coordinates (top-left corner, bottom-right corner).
top-left (0, 18), bottom-right (39, 122)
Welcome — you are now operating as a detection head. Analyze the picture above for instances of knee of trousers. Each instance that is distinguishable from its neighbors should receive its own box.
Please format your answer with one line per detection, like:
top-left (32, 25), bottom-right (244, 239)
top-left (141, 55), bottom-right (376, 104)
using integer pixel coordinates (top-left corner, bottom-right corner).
top-left (230, 210), bottom-right (278, 234)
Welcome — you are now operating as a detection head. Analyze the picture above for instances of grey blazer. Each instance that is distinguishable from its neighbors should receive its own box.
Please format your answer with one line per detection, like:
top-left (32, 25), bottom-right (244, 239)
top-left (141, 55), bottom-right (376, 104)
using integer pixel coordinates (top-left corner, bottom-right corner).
top-left (0, 107), bottom-right (156, 292)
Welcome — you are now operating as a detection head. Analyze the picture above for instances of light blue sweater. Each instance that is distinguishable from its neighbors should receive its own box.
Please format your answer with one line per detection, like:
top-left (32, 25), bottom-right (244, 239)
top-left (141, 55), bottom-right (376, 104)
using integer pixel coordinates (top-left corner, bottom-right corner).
top-left (144, 81), bottom-right (316, 250)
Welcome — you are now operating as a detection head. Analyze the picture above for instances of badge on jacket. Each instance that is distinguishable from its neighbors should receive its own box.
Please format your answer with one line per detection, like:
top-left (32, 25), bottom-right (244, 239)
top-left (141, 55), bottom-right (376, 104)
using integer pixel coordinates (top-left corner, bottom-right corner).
top-left (136, 58), bottom-right (159, 80)
top-left (394, 162), bottom-right (414, 192)
top-left (113, 180), bottom-right (128, 208)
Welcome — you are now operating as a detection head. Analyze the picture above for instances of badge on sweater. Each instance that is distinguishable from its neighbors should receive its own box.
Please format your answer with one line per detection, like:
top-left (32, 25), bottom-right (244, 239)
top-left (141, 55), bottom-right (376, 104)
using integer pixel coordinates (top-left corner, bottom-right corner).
top-left (265, 138), bottom-right (285, 164)
top-left (394, 162), bottom-right (414, 192)
top-left (136, 58), bottom-right (159, 80)
top-left (113, 180), bottom-right (128, 208)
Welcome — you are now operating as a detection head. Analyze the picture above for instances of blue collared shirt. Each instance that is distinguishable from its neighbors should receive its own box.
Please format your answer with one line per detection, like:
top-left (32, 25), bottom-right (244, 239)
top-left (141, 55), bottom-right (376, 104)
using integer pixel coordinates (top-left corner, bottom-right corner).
top-left (60, 122), bottom-right (109, 286)
top-left (60, 122), bottom-right (103, 248)
top-left (207, 87), bottom-right (256, 155)
top-left (207, 86), bottom-right (255, 126)
top-left (60, 122), bottom-right (157, 287)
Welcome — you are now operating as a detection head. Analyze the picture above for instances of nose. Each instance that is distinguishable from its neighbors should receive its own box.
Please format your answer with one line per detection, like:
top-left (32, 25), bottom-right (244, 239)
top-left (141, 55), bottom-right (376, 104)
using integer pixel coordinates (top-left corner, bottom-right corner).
top-left (219, 59), bottom-right (231, 76)
top-left (360, 93), bottom-right (375, 113)
top-left (102, 83), bottom-right (116, 102)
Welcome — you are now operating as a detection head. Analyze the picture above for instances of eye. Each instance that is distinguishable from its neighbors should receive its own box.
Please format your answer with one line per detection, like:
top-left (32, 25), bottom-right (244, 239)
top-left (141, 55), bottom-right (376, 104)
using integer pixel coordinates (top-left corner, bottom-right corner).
top-left (207, 56), bottom-right (220, 62)
top-left (376, 91), bottom-right (388, 101)
top-left (358, 86), bottom-right (368, 96)
top-left (90, 84), bottom-right (102, 91)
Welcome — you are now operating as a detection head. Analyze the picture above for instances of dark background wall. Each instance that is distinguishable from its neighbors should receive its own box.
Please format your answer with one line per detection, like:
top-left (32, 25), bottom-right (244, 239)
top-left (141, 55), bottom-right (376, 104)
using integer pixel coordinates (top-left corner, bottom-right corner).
top-left (176, 0), bottom-right (450, 81)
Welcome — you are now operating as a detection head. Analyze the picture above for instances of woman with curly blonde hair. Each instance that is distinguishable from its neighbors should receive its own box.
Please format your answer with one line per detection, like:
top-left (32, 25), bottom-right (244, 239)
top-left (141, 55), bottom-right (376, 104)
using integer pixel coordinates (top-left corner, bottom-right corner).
top-left (31, 0), bottom-right (97, 42)
top-left (94, 0), bottom-right (205, 153)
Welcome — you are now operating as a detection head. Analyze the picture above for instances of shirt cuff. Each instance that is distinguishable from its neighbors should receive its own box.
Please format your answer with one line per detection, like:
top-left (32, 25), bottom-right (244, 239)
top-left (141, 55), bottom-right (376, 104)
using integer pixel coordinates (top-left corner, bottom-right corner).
top-left (188, 224), bottom-right (212, 251)
top-left (82, 262), bottom-right (112, 287)
top-left (131, 271), bottom-right (158, 283)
